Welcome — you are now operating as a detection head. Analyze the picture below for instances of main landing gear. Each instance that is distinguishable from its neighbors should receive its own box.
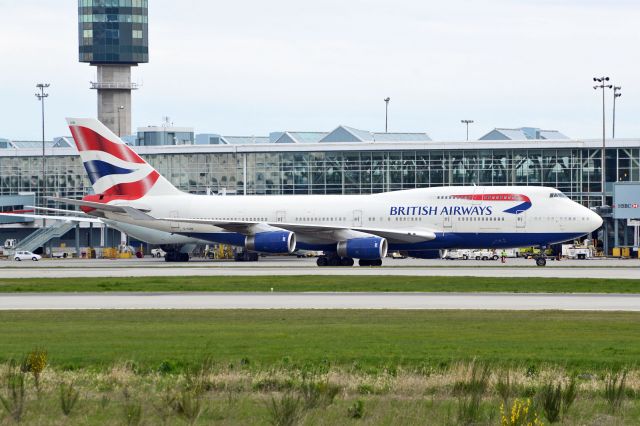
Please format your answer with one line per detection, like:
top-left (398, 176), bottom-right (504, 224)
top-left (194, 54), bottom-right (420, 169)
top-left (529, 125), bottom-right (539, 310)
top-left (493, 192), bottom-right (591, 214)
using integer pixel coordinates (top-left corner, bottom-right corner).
top-left (316, 255), bottom-right (354, 267)
top-left (316, 255), bottom-right (382, 267)
top-left (164, 251), bottom-right (190, 262)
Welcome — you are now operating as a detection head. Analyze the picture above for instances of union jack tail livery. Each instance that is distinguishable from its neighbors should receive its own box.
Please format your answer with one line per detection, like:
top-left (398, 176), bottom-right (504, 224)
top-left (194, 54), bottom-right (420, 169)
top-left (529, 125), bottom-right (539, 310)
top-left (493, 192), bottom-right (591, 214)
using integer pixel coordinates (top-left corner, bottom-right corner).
top-left (66, 118), bottom-right (180, 199)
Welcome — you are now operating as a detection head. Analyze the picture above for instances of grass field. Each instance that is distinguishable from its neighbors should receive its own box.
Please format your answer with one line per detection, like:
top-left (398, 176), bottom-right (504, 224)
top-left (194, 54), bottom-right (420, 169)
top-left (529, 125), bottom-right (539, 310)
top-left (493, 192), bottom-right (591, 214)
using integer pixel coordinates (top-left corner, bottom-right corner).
top-left (1, 275), bottom-right (640, 293)
top-left (1, 310), bottom-right (640, 424)
top-left (1, 310), bottom-right (638, 371)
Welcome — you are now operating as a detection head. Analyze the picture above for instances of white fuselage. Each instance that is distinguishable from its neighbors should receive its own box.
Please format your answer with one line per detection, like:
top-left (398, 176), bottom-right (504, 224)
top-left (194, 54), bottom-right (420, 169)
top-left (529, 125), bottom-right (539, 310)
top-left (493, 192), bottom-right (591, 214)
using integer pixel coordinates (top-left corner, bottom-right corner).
top-left (96, 186), bottom-right (602, 251)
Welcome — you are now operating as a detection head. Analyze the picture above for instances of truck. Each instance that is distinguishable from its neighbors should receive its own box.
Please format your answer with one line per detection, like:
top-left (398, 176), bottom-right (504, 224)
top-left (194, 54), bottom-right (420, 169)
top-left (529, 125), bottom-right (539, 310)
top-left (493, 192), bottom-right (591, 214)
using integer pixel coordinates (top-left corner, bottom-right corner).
top-left (562, 243), bottom-right (594, 260)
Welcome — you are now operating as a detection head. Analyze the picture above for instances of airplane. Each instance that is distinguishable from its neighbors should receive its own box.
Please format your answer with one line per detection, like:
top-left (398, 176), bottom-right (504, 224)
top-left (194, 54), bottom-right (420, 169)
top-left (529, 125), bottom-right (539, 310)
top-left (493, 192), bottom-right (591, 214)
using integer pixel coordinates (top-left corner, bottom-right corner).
top-left (54, 118), bottom-right (603, 267)
top-left (0, 207), bottom-right (205, 261)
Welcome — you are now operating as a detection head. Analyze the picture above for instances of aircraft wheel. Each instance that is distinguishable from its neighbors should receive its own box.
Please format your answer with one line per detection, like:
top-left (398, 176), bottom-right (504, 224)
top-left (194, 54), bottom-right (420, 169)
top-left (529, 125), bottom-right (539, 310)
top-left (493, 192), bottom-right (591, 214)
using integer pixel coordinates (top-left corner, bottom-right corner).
top-left (180, 253), bottom-right (190, 262)
top-left (327, 256), bottom-right (339, 267)
top-left (536, 257), bottom-right (547, 267)
top-left (358, 259), bottom-right (371, 267)
top-left (317, 257), bottom-right (328, 267)
top-left (371, 259), bottom-right (383, 267)
top-left (340, 257), bottom-right (354, 267)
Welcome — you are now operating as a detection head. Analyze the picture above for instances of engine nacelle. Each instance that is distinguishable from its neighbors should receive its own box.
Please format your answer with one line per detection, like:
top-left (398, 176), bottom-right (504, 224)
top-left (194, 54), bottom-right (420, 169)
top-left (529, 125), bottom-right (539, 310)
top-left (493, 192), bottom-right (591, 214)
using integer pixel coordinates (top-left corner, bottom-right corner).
top-left (336, 237), bottom-right (388, 260)
top-left (245, 231), bottom-right (296, 254)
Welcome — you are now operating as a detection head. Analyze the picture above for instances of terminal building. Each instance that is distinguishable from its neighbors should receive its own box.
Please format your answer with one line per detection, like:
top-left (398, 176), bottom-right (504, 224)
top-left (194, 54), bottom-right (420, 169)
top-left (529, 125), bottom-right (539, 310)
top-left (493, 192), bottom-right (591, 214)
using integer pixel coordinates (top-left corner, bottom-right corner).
top-left (1, 2), bottom-right (637, 256)
top-left (0, 125), bottom-right (638, 253)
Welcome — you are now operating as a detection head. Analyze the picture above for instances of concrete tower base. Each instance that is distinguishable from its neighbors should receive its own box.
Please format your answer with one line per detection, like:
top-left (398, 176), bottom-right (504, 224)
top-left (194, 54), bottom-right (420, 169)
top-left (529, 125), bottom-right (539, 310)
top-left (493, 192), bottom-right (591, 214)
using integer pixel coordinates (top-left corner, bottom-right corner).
top-left (91, 65), bottom-right (137, 137)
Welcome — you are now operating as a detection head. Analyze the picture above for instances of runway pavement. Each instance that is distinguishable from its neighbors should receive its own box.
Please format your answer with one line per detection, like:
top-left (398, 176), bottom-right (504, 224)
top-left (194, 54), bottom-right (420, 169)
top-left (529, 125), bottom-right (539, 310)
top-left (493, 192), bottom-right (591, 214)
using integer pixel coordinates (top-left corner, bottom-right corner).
top-left (0, 292), bottom-right (639, 311)
top-left (0, 257), bottom-right (638, 279)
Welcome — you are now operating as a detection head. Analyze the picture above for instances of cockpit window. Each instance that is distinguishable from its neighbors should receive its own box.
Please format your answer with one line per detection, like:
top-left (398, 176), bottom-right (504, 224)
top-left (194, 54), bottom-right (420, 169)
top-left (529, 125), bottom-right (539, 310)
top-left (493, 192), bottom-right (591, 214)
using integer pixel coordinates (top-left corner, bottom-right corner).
top-left (549, 192), bottom-right (568, 198)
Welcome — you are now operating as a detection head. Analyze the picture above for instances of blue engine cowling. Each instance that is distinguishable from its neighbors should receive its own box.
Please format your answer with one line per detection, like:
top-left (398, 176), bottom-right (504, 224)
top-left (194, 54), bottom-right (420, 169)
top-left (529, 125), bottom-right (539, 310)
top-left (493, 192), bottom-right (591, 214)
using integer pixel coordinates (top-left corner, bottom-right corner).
top-left (245, 231), bottom-right (296, 254)
top-left (336, 237), bottom-right (388, 259)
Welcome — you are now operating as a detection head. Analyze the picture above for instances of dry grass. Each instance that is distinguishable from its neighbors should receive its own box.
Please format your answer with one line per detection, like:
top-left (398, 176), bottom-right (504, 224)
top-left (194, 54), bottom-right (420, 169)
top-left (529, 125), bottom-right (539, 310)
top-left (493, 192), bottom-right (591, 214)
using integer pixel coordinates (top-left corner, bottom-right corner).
top-left (1, 361), bottom-right (639, 424)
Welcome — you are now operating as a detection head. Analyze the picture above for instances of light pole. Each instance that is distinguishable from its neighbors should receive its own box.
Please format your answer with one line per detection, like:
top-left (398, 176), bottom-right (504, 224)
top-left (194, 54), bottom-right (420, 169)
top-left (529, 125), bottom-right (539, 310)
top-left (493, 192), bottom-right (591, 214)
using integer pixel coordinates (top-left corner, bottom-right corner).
top-left (461, 119), bottom-right (474, 141)
top-left (612, 86), bottom-right (621, 139)
top-left (35, 83), bottom-right (49, 257)
top-left (593, 76), bottom-right (612, 256)
top-left (35, 83), bottom-right (49, 201)
top-left (593, 77), bottom-right (612, 207)
top-left (117, 105), bottom-right (125, 137)
top-left (384, 97), bottom-right (390, 132)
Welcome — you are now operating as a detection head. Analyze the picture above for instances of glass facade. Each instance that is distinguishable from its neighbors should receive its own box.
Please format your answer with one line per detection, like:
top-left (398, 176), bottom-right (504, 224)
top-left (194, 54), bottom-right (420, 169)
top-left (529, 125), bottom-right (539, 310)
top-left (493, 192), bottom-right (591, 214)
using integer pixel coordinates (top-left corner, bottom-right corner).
top-left (1, 146), bottom-right (638, 210)
top-left (78, 0), bottom-right (149, 64)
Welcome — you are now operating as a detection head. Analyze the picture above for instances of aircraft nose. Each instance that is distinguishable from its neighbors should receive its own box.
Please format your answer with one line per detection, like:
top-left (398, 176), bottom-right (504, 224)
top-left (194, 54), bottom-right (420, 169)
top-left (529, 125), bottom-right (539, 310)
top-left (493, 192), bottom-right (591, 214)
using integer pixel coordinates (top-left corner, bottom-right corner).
top-left (587, 208), bottom-right (603, 231)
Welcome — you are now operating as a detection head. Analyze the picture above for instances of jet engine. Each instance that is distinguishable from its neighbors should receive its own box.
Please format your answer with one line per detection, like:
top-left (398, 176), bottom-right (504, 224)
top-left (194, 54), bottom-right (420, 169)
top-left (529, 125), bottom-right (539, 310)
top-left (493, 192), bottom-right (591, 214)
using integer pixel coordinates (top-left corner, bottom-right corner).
top-left (245, 231), bottom-right (296, 254)
top-left (337, 237), bottom-right (388, 259)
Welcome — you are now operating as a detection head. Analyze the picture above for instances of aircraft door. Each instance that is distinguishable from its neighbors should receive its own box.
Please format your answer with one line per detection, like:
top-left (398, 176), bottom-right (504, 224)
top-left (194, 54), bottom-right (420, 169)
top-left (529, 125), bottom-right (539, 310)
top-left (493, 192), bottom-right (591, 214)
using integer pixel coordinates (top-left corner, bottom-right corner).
top-left (169, 210), bottom-right (180, 231)
top-left (276, 210), bottom-right (286, 223)
top-left (352, 210), bottom-right (363, 227)
top-left (515, 212), bottom-right (526, 231)
top-left (443, 216), bottom-right (452, 230)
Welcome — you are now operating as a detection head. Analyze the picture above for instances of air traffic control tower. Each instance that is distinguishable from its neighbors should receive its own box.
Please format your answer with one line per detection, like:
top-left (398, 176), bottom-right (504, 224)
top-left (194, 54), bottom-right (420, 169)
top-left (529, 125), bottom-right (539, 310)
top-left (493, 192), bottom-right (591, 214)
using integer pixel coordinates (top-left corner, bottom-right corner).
top-left (78, 0), bottom-right (148, 136)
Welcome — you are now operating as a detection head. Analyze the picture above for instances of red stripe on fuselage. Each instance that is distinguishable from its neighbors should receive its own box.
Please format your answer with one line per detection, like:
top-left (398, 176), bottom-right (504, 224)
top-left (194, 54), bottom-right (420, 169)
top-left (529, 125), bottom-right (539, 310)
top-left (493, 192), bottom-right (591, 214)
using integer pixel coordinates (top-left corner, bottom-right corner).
top-left (453, 194), bottom-right (531, 202)
top-left (69, 126), bottom-right (145, 164)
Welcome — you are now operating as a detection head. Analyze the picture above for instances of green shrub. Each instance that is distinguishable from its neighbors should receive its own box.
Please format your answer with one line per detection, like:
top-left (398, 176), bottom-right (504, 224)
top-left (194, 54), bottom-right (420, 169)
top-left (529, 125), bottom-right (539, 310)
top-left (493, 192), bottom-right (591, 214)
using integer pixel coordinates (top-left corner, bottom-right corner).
top-left (59, 381), bottom-right (80, 416)
top-left (495, 370), bottom-right (516, 407)
top-left (357, 383), bottom-right (374, 395)
top-left (157, 360), bottom-right (177, 375)
top-left (300, 380), bottom-right (340, 409)
top-left (347, 399), bottom-right (364, 419)
top-left (0, 362), bottom-right (27, 422)
top-left (604, 371), bottom-right (627, 413)
top-left (122, 388), bottom-right (142, 426)
top-left (457, 393), bottom-right (482, 425)
top-left (266, 392), bottom-right (303, 426)
top-left (453, 362), bottom-right (491, 396)
top-left (172, 390), bottom-right (203, 425)
top-left (152, 390), bottom-right (175, 425)
top-left (538, 382), bottom-right (562, 423)
top-left (538, 376), bottom-right (579, 423)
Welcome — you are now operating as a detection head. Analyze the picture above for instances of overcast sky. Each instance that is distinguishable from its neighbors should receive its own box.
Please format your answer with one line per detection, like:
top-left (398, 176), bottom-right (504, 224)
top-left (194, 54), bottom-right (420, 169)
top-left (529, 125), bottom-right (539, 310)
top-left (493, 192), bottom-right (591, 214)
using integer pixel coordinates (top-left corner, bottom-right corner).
top-left (1, 0), bottom-right (639, 140)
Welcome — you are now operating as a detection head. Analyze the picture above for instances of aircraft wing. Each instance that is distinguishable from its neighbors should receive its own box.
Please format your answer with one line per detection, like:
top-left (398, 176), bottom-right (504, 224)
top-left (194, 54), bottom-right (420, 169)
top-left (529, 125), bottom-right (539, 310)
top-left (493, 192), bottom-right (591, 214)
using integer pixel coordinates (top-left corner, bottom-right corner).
top-left (48, 197), bottom-right (154, 221)
top-left (48, 197), bottom-right (129, 213)
top-left (0, 212), bottom-right (102, 223)
top-left (157, 217), bottom-right (436, 243)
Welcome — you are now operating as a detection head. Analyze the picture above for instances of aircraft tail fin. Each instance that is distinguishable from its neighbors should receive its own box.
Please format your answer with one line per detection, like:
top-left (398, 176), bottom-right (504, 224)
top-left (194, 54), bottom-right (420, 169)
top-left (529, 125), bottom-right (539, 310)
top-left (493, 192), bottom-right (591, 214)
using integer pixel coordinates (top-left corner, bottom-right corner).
top-left (66, 118), bottom-right (181, 199)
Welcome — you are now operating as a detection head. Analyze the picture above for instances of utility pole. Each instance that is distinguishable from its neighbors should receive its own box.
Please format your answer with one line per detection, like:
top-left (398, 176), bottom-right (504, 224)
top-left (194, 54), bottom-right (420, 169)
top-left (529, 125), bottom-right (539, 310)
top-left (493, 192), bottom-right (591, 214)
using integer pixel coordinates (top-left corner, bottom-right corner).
top-left (384, 97), bottom-right (390, 132)
top-left (461, 119), bottom-right (474, 141)
top-left (612, 86), bottom-right (622, 139)
top-left (35, 83), bottom-right (50, 257)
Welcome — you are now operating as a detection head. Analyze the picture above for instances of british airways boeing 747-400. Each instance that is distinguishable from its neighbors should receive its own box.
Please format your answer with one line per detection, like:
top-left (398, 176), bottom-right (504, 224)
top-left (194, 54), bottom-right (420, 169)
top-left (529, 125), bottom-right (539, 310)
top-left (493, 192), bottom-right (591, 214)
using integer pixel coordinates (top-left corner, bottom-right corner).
top-left (54, 118), bottom-right (603, 267)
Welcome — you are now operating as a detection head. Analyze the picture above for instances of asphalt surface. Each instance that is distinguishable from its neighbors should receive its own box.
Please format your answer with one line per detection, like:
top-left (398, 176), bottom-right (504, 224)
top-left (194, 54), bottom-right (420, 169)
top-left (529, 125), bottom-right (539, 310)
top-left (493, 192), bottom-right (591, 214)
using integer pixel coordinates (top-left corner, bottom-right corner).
top-left (0, 257), bottom-right (639, 279)
top-left (0, 292), bottom-right (638, 311)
